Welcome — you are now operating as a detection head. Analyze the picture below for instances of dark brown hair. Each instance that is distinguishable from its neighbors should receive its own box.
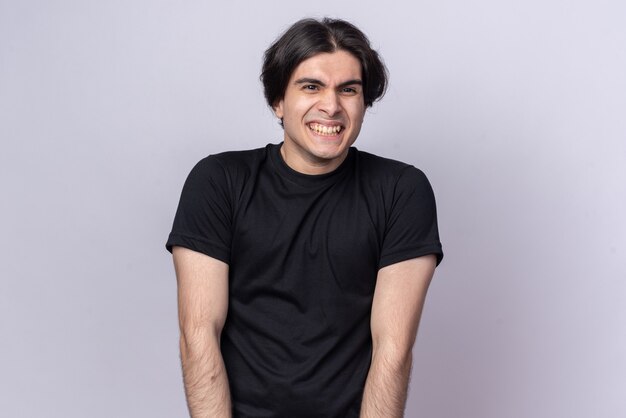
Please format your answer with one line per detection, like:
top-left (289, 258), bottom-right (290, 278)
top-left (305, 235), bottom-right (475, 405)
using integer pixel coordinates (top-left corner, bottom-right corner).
top-left (261, 18), bottom-right (388, 109)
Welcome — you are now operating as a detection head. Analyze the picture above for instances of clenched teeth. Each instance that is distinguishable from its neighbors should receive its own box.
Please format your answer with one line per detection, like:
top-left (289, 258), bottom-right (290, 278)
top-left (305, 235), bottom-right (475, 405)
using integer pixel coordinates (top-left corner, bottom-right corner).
top-left (308, 123), bottom-right (343, 136)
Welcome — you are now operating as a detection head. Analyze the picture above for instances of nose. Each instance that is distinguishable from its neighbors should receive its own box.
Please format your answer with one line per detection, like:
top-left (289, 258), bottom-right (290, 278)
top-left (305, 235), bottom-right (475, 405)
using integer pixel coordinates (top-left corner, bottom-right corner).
top-left (318, 90), bottom-right (341, 117)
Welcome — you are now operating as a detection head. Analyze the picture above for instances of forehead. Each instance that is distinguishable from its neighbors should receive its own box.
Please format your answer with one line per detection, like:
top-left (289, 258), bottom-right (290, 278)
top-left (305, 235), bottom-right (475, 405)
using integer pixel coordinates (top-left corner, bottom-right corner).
top-left (290, 50), bottom-right (362, 82)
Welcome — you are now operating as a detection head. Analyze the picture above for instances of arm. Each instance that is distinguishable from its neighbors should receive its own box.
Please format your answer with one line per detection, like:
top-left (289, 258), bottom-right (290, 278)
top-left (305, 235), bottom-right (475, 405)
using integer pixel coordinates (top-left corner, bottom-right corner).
top-left (173, 246), bottom-right (232, 418)
top-left (360, 255), bottom-right (437, 418)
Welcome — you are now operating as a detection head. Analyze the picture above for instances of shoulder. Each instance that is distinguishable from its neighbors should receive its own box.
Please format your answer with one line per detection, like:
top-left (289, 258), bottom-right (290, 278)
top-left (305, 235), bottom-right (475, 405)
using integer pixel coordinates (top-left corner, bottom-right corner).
top-left (195, 146), bottom-right (268, 172)
top-left (188, 145), bottom-right (271, 184)
top-left (353, 149), bottom-right (430, 188)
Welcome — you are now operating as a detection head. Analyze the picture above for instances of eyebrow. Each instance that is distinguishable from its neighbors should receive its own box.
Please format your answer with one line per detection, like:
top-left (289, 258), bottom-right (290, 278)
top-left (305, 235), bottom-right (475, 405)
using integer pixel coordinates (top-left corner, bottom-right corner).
top-left (294, 78), bottom-right (363, 88)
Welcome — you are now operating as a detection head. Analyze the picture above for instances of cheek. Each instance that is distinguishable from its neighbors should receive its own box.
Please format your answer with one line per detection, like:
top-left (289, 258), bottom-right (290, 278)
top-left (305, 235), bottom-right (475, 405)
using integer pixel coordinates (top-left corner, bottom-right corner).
top-left (350, 107), bottom-right (365, 126)
top-left (344, 99), bottom-right (365, 120)
top-left (286, 102), bottom-right (313, 123)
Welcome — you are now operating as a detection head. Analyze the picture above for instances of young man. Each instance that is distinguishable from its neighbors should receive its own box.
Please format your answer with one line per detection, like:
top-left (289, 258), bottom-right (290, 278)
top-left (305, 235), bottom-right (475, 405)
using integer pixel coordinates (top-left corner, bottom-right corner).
top-left (166, 18), bottom-right (443, 418)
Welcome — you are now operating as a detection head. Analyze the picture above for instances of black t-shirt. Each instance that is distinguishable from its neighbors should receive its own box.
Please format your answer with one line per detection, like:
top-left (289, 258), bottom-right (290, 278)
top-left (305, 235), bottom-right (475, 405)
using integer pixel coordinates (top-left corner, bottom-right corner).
top-left (166, 143), bottom-right (443, 417)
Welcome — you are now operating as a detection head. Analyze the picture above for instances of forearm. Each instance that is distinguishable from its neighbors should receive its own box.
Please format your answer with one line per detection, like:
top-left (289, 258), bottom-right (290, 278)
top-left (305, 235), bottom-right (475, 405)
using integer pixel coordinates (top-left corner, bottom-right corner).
top-left (360, 347), bottom-right (412, 418)
top-left (180, 334), bottom-right (232, 418)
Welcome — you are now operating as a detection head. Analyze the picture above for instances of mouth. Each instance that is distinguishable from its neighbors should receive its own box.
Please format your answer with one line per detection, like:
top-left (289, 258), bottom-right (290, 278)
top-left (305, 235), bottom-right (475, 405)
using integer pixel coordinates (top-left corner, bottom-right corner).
top-left (307, 122), bottom-right (344, 136)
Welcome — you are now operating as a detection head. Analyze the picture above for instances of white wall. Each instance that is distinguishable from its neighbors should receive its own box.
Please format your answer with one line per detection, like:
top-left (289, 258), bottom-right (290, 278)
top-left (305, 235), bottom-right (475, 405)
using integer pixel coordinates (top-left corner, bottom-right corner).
top-left (1, 1), bottom-right (624, 417)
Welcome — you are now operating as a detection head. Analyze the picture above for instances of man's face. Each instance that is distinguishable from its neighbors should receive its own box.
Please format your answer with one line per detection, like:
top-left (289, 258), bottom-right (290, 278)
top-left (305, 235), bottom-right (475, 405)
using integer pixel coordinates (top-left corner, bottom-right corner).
top-left (274, 50), bottom-right (366, 175)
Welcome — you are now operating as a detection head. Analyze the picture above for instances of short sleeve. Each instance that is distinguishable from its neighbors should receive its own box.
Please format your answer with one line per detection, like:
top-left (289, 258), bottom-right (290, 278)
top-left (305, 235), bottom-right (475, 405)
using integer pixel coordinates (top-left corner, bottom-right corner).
top-left (165, 156), bottom-right (232, 264)
top-left (379, 166), bottom-right (443, 269)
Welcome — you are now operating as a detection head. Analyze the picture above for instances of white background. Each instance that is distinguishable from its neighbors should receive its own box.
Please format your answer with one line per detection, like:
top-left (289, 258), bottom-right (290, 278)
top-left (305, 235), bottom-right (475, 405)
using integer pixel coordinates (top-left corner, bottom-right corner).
top-left (1, 0), bottom-right (625, 417)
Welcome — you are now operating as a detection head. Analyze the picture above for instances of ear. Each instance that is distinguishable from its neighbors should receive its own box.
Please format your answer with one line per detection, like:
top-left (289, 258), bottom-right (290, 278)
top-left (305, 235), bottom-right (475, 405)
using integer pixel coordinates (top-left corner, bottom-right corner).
top-left (273, 99), bottom-right (284, 119)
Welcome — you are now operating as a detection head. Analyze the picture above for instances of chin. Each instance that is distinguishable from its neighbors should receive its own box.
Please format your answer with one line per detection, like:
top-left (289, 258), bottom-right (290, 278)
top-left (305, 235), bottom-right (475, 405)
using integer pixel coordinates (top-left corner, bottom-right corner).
top-left (310, 145), bottom-right (350, 162)
top-left (311, 143), bottom-right (345, 156)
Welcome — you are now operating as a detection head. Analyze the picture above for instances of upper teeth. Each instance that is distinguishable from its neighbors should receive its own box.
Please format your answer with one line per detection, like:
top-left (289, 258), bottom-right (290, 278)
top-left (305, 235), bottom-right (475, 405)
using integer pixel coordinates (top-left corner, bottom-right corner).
top-left (309, 123), bottom-right (342, 135)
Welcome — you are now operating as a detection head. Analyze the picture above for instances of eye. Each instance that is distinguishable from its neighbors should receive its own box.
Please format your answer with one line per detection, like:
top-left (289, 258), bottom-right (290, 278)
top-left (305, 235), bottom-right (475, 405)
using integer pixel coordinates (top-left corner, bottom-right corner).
top-left (303, 84), bottom-right (319, 91)
top-left (341, 87), bottom-right (358, 95)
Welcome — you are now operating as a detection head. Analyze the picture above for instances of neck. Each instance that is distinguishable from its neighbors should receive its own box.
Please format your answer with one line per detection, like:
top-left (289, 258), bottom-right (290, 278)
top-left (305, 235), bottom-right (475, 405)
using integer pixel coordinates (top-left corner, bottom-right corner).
top-left (280, 143), bottom-right (348, 175)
